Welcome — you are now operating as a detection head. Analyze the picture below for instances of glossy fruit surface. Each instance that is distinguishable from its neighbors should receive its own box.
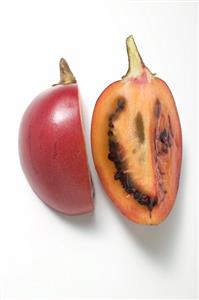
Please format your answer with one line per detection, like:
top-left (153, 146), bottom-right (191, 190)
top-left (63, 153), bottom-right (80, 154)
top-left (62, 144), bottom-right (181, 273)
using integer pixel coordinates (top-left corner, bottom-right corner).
top-left (19, 59), bottom-right (94, 215)
top-left (91, 36), bottom-right (182, 225)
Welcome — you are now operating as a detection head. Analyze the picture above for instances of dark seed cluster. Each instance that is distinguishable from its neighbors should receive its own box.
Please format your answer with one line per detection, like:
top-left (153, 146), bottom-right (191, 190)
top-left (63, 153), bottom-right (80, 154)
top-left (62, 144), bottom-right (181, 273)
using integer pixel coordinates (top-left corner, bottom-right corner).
top-left (159, 129), bottom-right (172, 153)
top-left (107, 98), bottom-right (158, 211)
top-left (114, 169), bottom-right (158, 210)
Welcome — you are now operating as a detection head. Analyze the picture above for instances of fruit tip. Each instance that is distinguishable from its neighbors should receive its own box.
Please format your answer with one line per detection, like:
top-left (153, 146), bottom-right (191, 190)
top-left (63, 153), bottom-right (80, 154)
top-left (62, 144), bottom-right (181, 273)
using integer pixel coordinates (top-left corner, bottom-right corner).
top-left (60, 57), bottom-right (66, 63)
top-left (126, 35), bottom-right (134, 42)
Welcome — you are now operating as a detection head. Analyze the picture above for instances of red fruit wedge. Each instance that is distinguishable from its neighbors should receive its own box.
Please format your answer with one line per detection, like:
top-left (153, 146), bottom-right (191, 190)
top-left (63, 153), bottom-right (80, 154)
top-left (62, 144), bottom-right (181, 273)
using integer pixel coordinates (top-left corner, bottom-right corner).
top-left (19, 58), bottom-right (94, 215)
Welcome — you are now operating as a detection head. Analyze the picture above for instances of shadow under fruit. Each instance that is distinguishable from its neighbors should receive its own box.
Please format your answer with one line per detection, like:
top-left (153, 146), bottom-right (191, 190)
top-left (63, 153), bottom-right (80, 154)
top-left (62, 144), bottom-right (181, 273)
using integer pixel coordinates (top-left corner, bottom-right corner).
top-left (91, 36), bottom-right (182, 225)
top-left (19, 59), bottom-right (94, 215)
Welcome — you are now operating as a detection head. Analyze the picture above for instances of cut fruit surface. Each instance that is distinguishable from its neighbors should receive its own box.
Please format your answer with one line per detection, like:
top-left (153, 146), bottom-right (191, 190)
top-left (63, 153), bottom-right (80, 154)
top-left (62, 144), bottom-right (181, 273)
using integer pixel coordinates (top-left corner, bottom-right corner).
top-left (91, 36), bottom-right (182, 225)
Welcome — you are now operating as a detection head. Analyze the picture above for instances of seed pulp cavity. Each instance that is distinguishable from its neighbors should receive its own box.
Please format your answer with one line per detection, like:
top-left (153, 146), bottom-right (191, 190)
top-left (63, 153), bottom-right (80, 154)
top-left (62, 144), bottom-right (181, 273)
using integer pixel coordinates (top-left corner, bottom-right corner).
top-left (107, 98), bottom-right (157, 211)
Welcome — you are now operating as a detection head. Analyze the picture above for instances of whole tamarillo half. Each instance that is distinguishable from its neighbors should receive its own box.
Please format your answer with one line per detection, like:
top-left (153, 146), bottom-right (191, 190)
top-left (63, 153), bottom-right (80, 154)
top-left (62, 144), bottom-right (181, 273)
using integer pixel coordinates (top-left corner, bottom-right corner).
top-left (19, 59), bottom-right (94, 215)
top-left (91, 36), bottom-right (182, 225)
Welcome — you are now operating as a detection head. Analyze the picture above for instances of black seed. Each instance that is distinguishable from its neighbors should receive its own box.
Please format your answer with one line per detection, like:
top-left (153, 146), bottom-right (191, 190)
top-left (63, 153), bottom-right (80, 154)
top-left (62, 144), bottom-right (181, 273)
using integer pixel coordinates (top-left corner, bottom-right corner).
top-left (108, 152), bottom-right (116, 161)
top-left (126, 187), bottom-right (133, 193)
top-left (115, 164), bottom-right (122, 172)
top-left (137, 196), bottom-right (143, 203)
top-left (159, 129), bottom-right (169, 144)
top-left (126, 174), bottom-right (132, 187)
top-left (141, 195), bottom-right (149, 203)
top-left (134, 191), bottom-right (141, 199)
top-left (119, 172), bottom-right (126, 182)
top-left (115, 158), bottom-right (122, 165)
top-left (117, 98), bottom-right (126, 110)
top-left (138, 198), bottom-right (146, 205)
top-left (148, 198), bottom-right (158, 210)
top-left (114, 171), bottom-right (122, 180)
top-left (159, 129), bottom-right (167, 140)
top-left (107, 130), bottom-right (113, 136)
top-left (123, 174), bottom-right (134, 193)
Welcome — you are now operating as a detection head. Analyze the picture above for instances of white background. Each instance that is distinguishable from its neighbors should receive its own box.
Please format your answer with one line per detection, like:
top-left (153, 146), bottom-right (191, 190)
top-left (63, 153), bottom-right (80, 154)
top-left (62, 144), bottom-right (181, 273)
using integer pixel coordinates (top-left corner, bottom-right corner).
top-left (0, 1), bottom-right (197, 299)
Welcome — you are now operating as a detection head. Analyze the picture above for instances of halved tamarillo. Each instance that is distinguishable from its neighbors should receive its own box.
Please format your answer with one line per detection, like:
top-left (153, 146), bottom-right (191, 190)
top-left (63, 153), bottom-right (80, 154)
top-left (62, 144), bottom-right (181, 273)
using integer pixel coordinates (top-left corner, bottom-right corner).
top-left (19, 59), bottom-right (94, 215)
top-left (91, 36), bottom-right (182, 225)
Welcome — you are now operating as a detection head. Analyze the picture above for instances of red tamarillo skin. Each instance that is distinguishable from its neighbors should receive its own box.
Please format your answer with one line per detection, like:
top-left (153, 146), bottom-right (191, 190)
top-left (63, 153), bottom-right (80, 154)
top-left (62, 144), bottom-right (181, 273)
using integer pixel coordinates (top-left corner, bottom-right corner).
top-left (91, 36), bottom-right (182, 225)
top-left (19, 59), bottom-right (94, 215)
